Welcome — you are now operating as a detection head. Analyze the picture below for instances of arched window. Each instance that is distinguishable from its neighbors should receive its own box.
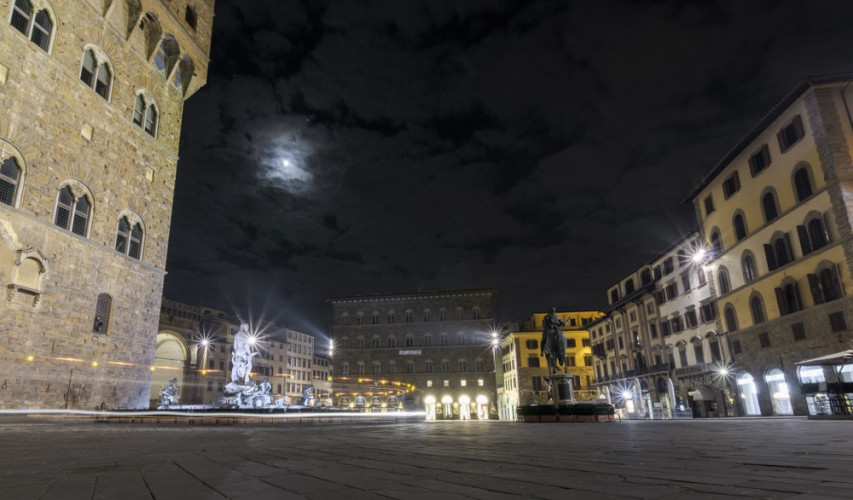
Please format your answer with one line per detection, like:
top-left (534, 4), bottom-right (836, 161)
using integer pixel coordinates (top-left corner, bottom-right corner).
top-left (54, 186), bottom-right (90, 237)
top-left (341, 362), bottom-right (349, 375)
top-left (372, 361), bottom-right (380, 374)
top-left (709, 231), bottom-right (722, 258)
top-left (455, 307), bottom-right (464, 320)
top-left (742, 254), bottom-right (758, 282)
top-left (457, 332), bottom-right (465, 345)
top-left (762, 191), bottom-right (779, 222)
top-left (0, 157), bottom-right (21, 206)
top-left (387, 335), bottom-right (396, 348)
top-left (440, 333), bottom-right (448, 346)
top-left (424, 360), bottom-right (433, 373)
top-left (356, 336), bottom-right (364, 348)
top-left (441, 359), bottom-right (450, 373)
top-left (387, 361), bottom-right (396, 374)
top-left (133, 94), bottom-right (159, 137)
top-left (340, 337), bottom-right (349, 348)
top-left (724, 305), bottom-right (738, 332)
top-left (778, 281), bottom-right (801, 315)
top-left (772, 234), bottom-right (792, 268)
top-left (405, 335), bottom-right (413, 347)
top-left (733, 213), bottom-right (747, 241)
top-left (80, 49), bottom-right (113, 99)
top-left (115, 217), bottom-right (143, 259)
top-left (750, 294), bottom-right (766, 325)
top-left (765, 368), bottom-right (794, 415)
top-left (153, 36), bottom-right (180, 78)
top-left (458, 359), bottom-right (467, 372)
top-left (793, 167), bottom-right (813, 202)
top-left (94, 293), bottom-right (111, 333)
top-left (423, 334), bottom-right (432, 346)
top-left (30, 9), bottom-right (51, 51)
top-left (372, 311), bottom-right (379, 324)
top-left (473, 307), bottom-right (481, 319)
top-left (808, 218), bottom-right (828, 252)
top-left (356, 362), bottom-right (364, 374)
top-left (10, 0), bottom-right (31, 34)
top-left (717, 267), bottom-right (731, 294)
top-left (10, 1), bottom-right (52, 52)
top-left (371, 336), bottom-right (380, 348)
top-left (820, 267), bottom-right (843, 302)
top-left (406, 360), bottom-right (414, 373)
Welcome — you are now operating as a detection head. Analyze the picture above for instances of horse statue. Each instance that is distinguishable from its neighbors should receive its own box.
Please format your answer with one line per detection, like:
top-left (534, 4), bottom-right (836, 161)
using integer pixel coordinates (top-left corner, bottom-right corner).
top-left (541, 307), bottom-right (568, 374)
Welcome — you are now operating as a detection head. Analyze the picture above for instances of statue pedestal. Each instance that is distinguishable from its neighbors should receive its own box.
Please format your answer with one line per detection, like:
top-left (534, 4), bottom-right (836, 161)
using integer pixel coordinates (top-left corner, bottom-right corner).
top-left (549, 374), bottom-right (574, 405)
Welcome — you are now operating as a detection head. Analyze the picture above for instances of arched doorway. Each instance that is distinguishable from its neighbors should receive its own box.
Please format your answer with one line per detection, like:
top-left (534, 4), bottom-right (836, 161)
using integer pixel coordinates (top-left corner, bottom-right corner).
top-left (458, 395), bottom-right (471, 420)
top-left (737, 372), bottom-right (761, 415)
top-left (441, 395), bottom-right (453, 419)
top-left (765, 368), bottom-right (793, 415)
top-left (151, 331), bottom-right (189, 406)
top-left (424, 395), bottom-right (436, 420)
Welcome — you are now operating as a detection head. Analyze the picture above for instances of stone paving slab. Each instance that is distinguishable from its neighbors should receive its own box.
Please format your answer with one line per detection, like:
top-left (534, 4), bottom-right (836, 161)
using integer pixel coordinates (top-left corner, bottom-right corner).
top-left (1, 416), bottom-right (852, 499)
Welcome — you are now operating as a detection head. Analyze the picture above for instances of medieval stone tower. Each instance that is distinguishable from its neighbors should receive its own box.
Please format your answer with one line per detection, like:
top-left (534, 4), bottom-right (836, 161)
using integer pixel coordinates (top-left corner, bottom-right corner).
top-left (0, 0), bottom-right (214, 408)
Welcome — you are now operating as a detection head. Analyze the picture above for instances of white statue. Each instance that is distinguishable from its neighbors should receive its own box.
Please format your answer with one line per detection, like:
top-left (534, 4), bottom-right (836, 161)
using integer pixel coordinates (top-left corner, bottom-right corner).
top-left (231, 323), bottom-right (256, 386)
top-left (157, 378), bottom-right (179, 409)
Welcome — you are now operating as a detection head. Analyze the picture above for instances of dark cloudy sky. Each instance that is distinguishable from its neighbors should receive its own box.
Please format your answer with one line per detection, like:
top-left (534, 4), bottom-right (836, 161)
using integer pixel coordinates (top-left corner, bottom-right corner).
top-left (165, 0), bottom-right (853, 336)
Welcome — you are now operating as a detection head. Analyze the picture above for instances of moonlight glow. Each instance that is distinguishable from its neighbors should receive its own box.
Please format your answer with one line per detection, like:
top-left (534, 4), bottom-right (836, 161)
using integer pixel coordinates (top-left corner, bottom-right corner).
top-left (259, 143), bottom-right (313, 193)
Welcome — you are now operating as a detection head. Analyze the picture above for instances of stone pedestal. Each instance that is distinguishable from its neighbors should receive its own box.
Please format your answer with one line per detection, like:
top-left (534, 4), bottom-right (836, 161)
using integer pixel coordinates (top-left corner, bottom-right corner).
top-left (550, 374), bottom-right (574, 405)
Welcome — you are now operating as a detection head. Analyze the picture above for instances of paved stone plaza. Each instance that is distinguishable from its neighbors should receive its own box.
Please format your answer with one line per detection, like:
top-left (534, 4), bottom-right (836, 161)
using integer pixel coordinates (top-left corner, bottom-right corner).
top-left (1, 416), bottom-right (852, 499)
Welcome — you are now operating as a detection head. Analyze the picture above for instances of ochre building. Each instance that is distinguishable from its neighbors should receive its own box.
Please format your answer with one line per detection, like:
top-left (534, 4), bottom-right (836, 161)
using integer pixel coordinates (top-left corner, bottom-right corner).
top-left (686, 75), bottom-right (853, 416)
top-left (0, 0), bottom-right (213, 408)
top-left (499, 310), bottom-right (601, 420)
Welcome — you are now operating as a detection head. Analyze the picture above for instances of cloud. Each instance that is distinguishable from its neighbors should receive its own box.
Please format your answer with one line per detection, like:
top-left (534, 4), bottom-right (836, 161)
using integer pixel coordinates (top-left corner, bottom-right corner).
top-left (168, 0), bottom-right (853, 332)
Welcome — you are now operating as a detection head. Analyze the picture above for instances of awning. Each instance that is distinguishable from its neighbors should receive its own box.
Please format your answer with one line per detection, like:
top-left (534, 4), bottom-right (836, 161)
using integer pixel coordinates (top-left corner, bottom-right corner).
top-left (795, 349), bottom-right (853, 367)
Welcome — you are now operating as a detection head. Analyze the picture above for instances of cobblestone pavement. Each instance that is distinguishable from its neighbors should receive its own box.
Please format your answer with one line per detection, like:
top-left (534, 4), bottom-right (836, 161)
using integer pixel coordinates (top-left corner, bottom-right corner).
top-left (1, 416), bottom-right (852, 499)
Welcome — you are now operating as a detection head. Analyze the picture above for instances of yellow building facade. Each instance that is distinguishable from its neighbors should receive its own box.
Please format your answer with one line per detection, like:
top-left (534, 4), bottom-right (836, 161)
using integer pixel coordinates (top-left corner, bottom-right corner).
top-left (687, 75), bottom-right (853, 416)
top-left (499, 310), bottom-right (602, 420)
